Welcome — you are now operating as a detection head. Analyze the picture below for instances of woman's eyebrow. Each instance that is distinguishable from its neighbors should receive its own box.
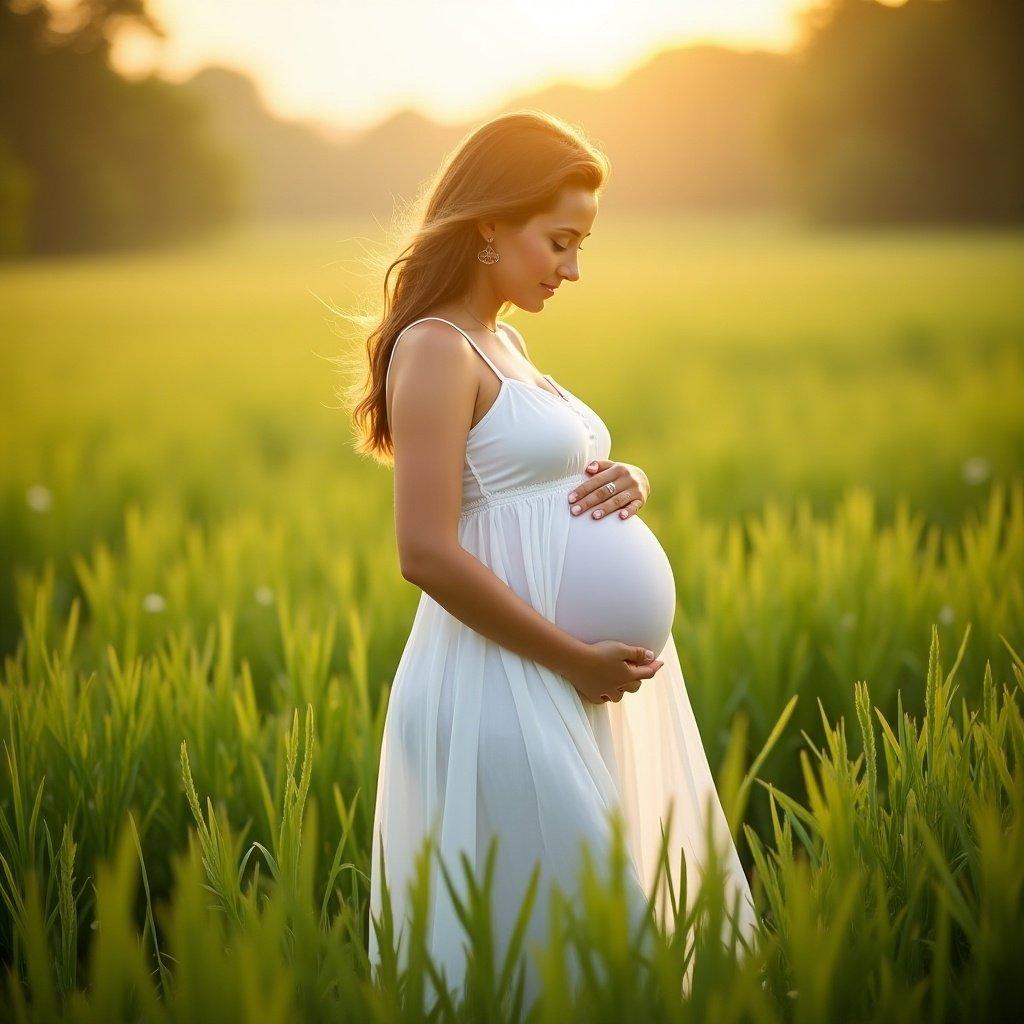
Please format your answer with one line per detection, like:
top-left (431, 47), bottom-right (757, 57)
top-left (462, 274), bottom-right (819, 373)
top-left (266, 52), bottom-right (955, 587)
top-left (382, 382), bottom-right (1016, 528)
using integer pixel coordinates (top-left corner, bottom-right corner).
top-left (555, 227), bottom-right (591, 238)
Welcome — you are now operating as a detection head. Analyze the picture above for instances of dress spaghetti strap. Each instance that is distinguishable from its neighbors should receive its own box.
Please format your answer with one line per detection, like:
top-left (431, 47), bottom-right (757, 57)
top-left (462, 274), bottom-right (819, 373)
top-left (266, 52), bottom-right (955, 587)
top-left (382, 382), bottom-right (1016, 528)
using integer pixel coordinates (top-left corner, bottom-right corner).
top-left (385, 316), bottom-right (506, 399)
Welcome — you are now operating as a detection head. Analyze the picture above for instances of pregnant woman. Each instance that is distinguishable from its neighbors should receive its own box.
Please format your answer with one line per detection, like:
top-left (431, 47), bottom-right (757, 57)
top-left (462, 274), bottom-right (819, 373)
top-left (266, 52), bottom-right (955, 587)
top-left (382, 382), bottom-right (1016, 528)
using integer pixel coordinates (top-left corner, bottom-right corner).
top-left (348, 111), bottom-right (757, 1003)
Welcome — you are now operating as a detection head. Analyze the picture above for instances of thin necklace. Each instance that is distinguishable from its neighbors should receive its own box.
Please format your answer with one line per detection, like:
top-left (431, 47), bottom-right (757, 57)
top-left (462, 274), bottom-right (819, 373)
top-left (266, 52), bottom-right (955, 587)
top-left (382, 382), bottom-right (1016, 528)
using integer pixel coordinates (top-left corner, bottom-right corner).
top-left (461, 304), bottom-right (498, 335)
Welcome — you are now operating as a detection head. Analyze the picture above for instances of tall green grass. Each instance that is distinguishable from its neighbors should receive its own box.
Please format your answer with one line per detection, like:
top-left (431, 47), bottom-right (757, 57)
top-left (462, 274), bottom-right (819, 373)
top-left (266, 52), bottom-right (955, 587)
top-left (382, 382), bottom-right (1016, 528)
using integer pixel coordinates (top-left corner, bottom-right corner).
top-left (1, 626), bottom-right (1021, 1021)
top-left (4, 481), bottom-right (1020, 836)
top-left (2, 217), bottom-right (1021, 800)
top-left (1, 217), bottom-right (1022, 1018)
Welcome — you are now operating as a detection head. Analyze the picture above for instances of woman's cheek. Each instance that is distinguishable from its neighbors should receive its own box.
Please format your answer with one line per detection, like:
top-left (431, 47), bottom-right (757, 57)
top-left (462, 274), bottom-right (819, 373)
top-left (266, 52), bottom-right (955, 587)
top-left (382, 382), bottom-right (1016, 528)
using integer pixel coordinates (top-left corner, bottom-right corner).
top-left (528, 239), bottom-right (553, 275)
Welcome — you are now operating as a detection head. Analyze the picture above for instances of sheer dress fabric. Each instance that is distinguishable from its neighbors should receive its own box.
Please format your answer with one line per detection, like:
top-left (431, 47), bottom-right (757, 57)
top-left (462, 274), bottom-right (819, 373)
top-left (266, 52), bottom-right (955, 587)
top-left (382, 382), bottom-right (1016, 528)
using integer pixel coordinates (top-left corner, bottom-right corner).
top-left (370, 316), bottom-right (757, 1002)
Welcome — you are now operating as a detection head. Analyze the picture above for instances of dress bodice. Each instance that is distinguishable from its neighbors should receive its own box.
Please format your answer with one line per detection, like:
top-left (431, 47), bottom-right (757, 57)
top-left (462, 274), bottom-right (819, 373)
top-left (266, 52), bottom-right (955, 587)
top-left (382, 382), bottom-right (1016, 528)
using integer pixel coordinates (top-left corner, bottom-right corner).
top-left (386, 317), bottom-right (612, 513)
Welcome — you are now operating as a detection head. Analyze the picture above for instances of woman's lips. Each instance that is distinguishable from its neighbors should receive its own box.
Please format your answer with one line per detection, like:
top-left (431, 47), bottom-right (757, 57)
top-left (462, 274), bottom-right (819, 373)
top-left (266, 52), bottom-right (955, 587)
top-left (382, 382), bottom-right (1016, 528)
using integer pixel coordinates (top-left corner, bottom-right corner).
top-left (540, 283), bottom-right (556, 295)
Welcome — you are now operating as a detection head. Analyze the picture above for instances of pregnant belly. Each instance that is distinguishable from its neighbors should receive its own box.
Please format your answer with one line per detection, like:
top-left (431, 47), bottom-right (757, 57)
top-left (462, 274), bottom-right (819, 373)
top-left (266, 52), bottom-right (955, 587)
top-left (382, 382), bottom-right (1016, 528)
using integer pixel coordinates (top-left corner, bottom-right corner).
top-left (552, 510), bottom-right (677, 656)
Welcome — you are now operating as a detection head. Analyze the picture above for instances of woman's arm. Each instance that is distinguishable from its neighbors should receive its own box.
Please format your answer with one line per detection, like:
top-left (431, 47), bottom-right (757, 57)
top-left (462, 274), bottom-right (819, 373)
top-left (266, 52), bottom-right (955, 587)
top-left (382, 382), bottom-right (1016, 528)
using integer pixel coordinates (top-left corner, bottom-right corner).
top-left (388, 320), bottom-right (588, 679)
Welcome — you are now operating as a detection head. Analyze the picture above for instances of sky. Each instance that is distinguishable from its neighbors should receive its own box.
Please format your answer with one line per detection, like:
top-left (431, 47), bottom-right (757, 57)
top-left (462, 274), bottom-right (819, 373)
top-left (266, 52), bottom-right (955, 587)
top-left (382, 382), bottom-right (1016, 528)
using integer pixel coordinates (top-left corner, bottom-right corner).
top-left (109, 0), bottom-right (814, 133)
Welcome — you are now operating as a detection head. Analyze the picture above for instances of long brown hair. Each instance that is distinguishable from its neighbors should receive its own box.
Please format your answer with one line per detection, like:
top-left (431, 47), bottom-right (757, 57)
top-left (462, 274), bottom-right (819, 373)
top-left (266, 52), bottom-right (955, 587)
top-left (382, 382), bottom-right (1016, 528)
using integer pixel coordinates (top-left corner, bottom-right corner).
top-left (331, 109), bottom-right (610, 465)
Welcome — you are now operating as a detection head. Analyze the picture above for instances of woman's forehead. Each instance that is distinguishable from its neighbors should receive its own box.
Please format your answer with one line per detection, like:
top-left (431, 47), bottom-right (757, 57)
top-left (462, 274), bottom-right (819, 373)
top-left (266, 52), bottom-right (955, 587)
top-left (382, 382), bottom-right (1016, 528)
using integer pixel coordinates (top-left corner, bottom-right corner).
top-left (540, 189), bottom-right (598, 231)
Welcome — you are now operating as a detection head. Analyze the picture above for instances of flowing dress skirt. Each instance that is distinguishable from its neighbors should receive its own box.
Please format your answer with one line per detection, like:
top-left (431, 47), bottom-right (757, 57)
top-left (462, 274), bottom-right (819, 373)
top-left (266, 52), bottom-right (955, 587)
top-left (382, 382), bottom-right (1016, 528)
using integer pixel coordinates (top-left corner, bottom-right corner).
top-left (369, 485), bottom-right (758, 1002)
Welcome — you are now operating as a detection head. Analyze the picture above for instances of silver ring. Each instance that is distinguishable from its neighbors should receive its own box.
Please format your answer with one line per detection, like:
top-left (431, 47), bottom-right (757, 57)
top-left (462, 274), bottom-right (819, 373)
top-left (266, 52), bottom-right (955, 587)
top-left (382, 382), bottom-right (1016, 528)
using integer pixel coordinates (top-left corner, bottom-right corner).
top-left (605, 482), bottom-right (616, 495)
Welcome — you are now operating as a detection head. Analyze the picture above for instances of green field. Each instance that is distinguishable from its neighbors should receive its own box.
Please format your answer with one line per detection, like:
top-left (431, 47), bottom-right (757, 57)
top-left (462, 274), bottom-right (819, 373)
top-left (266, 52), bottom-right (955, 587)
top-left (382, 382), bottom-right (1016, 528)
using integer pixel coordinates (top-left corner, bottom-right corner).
top-left (1, 216), bottom-right (1022, 1019)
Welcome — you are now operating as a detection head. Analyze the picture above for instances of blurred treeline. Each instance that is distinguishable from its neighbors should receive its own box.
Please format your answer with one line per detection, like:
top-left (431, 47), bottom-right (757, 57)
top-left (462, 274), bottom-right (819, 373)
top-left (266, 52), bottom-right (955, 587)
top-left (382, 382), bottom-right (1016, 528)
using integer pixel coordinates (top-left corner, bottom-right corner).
top-left (0, 0), bottom-right (241, 255)
top-left (778, 0), bottom-right (1024, 225)
top-left (1, 0), bottom-right (1022, 257)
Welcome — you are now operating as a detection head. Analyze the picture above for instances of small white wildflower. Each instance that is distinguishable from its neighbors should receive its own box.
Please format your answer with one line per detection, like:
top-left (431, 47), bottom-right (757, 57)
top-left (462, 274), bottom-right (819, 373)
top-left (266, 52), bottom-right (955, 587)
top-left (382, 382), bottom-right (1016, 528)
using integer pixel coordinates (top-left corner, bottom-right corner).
top-left (142, 592), bottom-right (166, 613)
top-left (938, 604), bottom-right (955, 626)
top-left (254, 585), bottom-right (275, 606)
top-left (839, 611), bottom-right (857, 631)
top-left (961, 457), bottom-right (990, 485)
top-left (25, 484), bottom-right (52, 512)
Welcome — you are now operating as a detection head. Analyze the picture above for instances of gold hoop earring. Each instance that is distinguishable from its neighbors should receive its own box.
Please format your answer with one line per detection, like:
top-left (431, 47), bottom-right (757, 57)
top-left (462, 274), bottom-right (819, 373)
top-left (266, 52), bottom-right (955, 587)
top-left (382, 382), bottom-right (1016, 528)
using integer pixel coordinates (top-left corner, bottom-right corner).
top-left (477, 237), bottom-right (500, 265)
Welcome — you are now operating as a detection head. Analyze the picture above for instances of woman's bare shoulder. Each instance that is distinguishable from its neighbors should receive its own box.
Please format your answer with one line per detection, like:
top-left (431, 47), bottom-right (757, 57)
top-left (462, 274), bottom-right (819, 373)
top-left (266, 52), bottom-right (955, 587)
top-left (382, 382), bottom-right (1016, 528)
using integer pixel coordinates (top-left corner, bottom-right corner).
top-left (391, 317), bottom-right (477, 373)
top-left (387, 317), bottom-right (480, 429)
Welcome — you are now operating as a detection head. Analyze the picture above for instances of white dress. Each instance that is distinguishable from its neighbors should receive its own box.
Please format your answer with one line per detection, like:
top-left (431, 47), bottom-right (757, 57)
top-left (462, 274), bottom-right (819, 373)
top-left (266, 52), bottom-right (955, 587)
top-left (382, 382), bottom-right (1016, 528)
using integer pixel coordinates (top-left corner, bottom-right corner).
top-left (370, 316), bottom-right (757, 1002)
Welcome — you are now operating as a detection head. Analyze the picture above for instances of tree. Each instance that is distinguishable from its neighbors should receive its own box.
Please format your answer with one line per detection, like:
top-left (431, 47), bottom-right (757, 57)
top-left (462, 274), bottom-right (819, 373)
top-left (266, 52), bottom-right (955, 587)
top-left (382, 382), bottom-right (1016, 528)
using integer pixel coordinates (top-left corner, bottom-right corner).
top-left (774, 0), bottom-right (1024, 225)
top-left (0, 0), bottom-right (244, 255)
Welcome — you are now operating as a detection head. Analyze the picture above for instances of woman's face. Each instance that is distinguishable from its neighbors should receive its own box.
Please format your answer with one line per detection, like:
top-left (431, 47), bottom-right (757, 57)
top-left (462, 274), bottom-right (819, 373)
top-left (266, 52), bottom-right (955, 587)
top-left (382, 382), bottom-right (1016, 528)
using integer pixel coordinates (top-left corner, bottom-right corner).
top-left (480, 185), bottom-right (598, 312)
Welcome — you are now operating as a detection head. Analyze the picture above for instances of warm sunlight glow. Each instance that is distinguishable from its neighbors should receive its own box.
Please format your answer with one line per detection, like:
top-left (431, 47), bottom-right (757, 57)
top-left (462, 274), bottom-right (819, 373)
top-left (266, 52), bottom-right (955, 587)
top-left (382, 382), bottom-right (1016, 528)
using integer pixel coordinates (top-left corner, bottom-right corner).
top-left (112, 0), bottom-right (814, 131)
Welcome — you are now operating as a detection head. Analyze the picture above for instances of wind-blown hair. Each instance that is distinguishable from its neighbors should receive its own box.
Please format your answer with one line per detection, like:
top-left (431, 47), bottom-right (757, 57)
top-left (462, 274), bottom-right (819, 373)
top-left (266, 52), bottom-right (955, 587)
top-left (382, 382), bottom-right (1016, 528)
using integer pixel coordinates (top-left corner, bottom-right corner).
top-left (331, 109), bottom-right (610, 464)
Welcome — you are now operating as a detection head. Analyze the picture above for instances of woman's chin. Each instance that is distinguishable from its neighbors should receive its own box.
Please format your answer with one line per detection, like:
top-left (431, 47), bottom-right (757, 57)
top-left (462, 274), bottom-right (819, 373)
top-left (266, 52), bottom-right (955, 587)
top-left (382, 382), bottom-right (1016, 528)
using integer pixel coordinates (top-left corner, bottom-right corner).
top-left (513, 289), bottom-right (545, 311)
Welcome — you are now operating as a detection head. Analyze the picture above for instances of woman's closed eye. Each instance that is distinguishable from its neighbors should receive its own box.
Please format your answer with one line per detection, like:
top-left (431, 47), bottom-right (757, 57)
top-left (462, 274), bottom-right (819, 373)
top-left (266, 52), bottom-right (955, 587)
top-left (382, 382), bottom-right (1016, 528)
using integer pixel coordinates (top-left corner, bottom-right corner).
top-left (552, 241), bottom-right (584, 253)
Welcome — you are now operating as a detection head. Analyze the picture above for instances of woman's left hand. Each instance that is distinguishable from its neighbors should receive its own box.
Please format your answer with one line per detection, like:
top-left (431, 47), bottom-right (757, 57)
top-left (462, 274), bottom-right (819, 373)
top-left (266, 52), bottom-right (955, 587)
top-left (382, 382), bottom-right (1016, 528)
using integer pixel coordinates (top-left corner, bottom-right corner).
top-left (567, 460), bottom-right (650, 521)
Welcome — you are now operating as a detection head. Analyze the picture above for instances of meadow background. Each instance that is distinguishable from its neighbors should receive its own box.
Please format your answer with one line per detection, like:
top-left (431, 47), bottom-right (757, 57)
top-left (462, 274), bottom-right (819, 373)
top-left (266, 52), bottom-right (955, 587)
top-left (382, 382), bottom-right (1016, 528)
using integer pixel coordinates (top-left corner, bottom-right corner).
top-left (2, 0), bottom-right (1024, 1019)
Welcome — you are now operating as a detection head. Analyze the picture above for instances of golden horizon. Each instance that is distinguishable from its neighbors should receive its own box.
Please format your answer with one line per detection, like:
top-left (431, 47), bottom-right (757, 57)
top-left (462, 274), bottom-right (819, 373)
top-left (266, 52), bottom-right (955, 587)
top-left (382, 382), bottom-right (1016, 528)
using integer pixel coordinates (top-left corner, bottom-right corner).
top-left (106, 0), bottom-right (815, 133)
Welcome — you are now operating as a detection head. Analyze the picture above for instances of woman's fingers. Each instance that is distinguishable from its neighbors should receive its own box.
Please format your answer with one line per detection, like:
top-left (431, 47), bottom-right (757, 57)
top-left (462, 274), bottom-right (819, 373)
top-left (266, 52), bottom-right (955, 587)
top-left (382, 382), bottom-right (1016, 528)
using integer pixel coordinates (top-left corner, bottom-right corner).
top-left (588, 487), bottom-right (640, 521)
top-left (629, 659), bottom-right (663, 680)
top-left (601, 662), bottom-right (662, 704)
top-left (567, 461), bottom-right (612, 508)
top-left (567, 462), bottom-right (648, 522)
top-left (618, 498), bottom-right (644, 520)
top-left (576, 486), bottom-right (639, 521)
top-left (568, 470), bottom-right (639, 520)
top-left (623, 645), bottom-right (655, 663)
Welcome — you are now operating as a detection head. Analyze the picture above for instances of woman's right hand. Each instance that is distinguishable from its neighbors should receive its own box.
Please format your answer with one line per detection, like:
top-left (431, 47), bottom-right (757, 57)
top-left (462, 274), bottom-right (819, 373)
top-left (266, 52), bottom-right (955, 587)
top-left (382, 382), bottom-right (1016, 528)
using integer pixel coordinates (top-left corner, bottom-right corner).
top-left (563, 640), bottom-right (665, 705)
